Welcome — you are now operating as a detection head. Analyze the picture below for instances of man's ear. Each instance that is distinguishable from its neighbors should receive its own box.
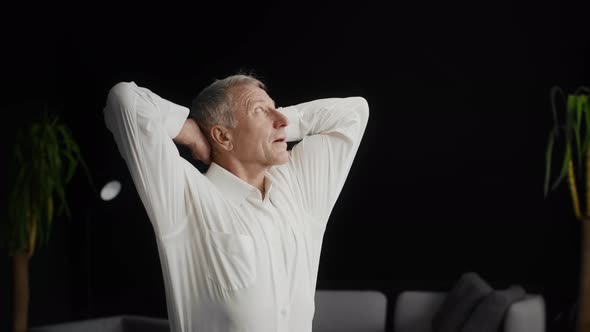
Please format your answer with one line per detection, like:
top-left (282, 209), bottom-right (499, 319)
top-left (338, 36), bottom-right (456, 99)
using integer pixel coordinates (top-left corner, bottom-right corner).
top-left (210, 125), bottom-right (233, 151)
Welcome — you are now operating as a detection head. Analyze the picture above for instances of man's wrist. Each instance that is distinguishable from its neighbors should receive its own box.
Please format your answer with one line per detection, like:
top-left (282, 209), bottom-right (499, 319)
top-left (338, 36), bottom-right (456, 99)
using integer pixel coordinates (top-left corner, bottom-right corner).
top-left (173, 118), bottom-right (198, 146)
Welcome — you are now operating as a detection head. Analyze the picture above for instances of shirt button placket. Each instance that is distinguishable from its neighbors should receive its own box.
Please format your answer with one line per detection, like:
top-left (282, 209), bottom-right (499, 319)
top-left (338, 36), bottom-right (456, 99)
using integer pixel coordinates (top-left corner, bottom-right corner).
top-left (276, 306), bottom-right (289, 332)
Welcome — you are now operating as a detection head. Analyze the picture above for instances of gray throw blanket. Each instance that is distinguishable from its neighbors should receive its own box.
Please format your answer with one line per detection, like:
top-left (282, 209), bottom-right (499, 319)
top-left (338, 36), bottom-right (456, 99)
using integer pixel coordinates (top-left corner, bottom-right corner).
top-left (432, 272), bottom-right (526, 332)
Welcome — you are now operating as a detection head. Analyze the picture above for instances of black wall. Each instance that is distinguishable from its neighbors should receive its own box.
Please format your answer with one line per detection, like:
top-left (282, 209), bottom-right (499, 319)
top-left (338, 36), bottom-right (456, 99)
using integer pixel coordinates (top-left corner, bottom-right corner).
top-left (1, 2), bottom-right (589, 331)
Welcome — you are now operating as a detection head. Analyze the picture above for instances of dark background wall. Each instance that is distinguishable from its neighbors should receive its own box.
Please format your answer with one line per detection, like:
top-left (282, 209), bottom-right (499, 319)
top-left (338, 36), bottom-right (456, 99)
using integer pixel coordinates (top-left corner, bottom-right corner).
top-left (1, 2), bottom-right (589, 331)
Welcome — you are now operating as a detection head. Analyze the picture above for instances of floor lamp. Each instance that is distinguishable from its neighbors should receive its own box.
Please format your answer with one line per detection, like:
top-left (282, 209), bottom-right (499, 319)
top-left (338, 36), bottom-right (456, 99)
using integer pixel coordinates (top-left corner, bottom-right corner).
top-left (86, 180), bottom-right (122, 317)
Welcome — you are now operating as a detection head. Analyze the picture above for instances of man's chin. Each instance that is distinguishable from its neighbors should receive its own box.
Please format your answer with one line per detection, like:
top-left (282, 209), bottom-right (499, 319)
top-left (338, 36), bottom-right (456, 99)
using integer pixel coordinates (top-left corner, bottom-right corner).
top-left (273, 158), bottom-right (289, 166)
top-left (272, 153), bottom-right (290, 166)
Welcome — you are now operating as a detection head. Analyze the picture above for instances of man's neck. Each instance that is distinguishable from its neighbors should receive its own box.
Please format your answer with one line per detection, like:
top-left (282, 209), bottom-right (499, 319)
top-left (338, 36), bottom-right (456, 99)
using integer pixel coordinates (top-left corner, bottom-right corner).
top-left (214, 157), bottom-right (268, 199)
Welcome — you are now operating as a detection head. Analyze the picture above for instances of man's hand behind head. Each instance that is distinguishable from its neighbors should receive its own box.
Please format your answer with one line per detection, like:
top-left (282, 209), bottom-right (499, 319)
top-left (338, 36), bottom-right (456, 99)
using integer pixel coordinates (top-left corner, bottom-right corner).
top-left (174, 118), bottom-right (212, 165)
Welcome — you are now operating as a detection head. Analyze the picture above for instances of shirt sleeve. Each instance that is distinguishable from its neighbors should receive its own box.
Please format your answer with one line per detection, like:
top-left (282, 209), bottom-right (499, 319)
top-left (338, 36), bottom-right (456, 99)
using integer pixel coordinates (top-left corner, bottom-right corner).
top-left (278, 97), bottom-right (369, 223)
top-left (103, 81), bottom-right (190, 237)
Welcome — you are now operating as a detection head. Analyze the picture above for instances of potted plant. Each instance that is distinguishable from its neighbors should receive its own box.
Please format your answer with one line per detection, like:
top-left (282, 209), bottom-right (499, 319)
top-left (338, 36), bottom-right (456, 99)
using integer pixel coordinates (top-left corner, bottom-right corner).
top-left (544, 85), bottom-right (590, 332)
top-left (0, 108), bottom-right (94, 332)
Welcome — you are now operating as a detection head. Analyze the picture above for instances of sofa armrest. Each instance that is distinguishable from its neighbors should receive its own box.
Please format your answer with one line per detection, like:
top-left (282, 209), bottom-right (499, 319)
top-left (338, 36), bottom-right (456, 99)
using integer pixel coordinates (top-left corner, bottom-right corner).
top-left (504, 295), bottom-right (546, 332)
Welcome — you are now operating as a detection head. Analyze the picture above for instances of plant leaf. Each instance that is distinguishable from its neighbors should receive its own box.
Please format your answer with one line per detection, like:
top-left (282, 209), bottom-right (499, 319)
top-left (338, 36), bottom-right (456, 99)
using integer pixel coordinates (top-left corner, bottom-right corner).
top-left (569, 95), bottom-right (583, 172)
top-left (582, 96), bottom-right (590, 155)
top-left (551, 144), bottom-right (572, 192)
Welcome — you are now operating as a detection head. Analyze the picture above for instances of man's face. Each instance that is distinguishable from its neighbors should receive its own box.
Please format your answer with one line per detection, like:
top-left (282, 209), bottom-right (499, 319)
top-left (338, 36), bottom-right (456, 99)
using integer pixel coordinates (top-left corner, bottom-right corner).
top-left (228, 84), bottom-right (289, 168)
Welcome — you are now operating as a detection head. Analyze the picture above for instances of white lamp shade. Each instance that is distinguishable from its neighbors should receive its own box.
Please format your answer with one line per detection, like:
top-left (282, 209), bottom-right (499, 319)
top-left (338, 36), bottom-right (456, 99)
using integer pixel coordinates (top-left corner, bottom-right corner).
top-left (100, 180), bottom-right (121, 201)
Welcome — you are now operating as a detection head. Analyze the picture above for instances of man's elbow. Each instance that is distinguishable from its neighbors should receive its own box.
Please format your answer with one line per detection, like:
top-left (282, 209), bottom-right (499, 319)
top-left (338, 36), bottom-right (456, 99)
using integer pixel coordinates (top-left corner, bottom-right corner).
top-left (104, 81), bottom-right (138, 120)
top-left (351, 96), bottom-right (369, 128)
top-left (103, 82), bottom-right (139, 133)
top-left (106, 82), bottom-right (136, 110)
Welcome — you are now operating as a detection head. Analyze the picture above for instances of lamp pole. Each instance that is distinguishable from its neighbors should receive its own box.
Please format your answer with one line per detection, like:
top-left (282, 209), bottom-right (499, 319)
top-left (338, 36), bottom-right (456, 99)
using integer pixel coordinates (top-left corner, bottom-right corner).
top-left (85, 180), bottom-right (122, 318)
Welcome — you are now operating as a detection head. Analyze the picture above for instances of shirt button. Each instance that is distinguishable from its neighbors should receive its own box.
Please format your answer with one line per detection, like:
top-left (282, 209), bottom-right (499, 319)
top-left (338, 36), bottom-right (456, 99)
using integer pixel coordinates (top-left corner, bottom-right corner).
top-left (280, 308), bottom-right (288, 316)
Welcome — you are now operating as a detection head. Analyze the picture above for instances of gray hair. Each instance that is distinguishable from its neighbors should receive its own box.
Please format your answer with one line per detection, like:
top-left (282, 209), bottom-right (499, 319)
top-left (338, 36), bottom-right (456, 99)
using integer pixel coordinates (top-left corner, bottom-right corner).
top-left (190, 73), bottom-right (266, 136)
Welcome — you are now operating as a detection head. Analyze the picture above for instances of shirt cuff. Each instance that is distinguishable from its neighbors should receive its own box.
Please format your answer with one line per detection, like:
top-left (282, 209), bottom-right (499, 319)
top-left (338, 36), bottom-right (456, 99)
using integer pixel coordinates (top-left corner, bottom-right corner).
top-left (279, 106), bottom-right (303, 142)
top-left (164, 103), bottom-right (190, 139)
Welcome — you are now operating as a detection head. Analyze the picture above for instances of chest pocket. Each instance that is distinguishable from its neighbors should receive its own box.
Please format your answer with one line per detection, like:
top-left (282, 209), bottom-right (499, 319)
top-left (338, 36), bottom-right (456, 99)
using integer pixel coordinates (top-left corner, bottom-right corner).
top-left (205, 230), bottom-right (257, 292)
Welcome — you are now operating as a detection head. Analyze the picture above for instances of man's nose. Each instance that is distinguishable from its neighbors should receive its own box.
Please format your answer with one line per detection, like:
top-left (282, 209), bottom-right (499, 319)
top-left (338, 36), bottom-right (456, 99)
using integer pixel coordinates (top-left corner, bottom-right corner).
top-left (273, 109), bottom-right (289, 129)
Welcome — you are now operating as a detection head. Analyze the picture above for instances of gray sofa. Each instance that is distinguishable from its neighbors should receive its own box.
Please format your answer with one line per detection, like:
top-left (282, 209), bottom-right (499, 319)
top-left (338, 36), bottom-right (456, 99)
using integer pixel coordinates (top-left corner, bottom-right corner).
top-left (29, 289), bottom-right (544, 332)
top-left (29, 315), bottom-right (169, 332)
top-left (29, 290), bottom-right (387, 332)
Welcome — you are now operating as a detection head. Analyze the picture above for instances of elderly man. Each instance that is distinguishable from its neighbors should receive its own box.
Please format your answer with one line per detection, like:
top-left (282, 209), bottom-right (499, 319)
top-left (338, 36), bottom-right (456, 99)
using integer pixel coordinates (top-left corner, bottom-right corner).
top-left (104, 73), bottom-right (369, 332)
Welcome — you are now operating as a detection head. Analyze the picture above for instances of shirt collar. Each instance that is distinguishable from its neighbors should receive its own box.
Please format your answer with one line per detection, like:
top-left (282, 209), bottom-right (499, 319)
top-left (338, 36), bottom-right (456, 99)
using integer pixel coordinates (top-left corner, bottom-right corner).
top-left (205, 162), bottom-right (274, 204)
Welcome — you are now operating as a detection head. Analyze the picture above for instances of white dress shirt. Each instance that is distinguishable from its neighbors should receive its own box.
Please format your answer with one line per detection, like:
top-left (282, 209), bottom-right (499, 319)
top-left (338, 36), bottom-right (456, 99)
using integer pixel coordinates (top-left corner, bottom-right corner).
top-left (103, 81), bottom-right (369, 332)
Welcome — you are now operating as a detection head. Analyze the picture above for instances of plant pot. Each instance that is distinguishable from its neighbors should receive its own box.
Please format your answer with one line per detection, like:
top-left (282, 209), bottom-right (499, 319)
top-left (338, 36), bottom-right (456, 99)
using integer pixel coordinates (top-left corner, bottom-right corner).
top-left (13, 251), bottom-right (29, 332)
top-left (579, 218), bottom-right (590, 332)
